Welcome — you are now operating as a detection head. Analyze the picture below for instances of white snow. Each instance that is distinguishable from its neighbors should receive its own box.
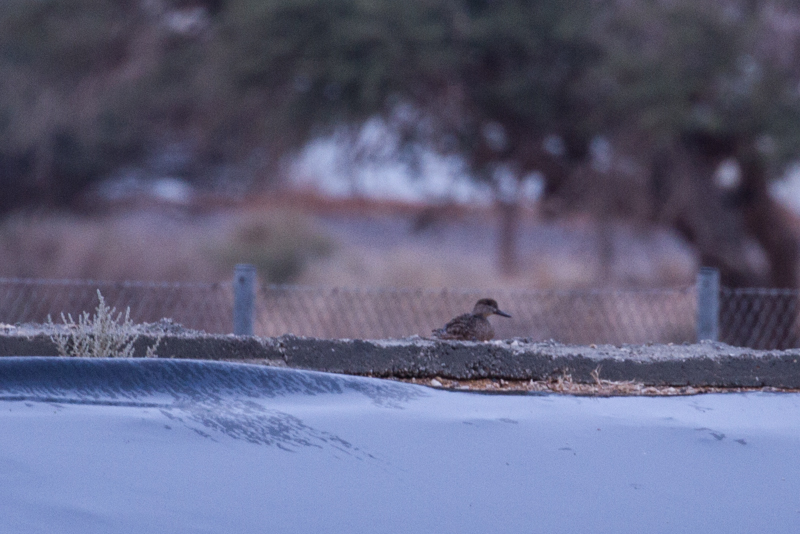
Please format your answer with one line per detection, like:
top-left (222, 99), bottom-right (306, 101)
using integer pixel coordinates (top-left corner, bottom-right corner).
top-left (1, 358), bottom-right (799, 534)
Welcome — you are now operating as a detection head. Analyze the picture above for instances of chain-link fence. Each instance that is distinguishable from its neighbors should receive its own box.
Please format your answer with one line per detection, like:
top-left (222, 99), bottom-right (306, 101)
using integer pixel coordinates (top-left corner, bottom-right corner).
top-left (0, 278), bottom-right (234, 334)
top-left (256, 285), bottom-right (697, 344)
top-left (720, 287), bottom-right (800, 349)
top-left (1, 274), bottom-right (798, 349)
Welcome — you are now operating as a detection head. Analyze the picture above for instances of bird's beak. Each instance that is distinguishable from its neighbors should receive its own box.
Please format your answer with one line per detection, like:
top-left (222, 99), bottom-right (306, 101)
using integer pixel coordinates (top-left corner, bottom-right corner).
top-left (495, 309), bottom-right (511, 318)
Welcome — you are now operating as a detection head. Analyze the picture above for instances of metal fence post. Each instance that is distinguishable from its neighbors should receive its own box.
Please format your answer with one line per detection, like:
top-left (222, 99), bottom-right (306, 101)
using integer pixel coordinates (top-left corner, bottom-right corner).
top-left (696, 267), bottom-right (720, 342)
top-left (233, 264), bottom-right (256, 336)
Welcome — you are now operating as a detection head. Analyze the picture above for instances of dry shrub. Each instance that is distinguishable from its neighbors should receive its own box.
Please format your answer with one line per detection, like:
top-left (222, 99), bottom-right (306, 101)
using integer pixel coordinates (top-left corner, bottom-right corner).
top-left (210, 210), bottom-right (333, 284)
top-left (47, 289), bottom-right (161, 358)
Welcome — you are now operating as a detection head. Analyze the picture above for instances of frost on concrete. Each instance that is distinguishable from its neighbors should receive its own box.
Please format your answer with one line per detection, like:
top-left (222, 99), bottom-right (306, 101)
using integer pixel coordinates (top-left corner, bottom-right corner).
top-left (1, 325), bottom-right (800, 389)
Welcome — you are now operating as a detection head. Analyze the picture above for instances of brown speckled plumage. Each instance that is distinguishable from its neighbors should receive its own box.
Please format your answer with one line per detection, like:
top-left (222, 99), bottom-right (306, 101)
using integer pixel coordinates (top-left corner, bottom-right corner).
top-left (432, 298), bottom-right (511, 341)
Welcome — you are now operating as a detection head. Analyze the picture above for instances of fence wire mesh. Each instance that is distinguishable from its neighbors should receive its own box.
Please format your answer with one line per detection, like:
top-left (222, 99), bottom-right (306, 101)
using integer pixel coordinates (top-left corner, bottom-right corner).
top-left (720, 287), bottom-right (800, 350)
top-left (0, 277), bottom-right (798, 349)
top-left (256, 286), bottom-right (697, 344)
top-left (0, 278), bottom-right (233, 334)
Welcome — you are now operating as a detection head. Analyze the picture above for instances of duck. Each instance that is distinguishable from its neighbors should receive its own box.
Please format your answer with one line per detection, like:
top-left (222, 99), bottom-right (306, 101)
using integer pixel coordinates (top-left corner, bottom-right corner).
top-left (432, 298), bottom-right (511, 341)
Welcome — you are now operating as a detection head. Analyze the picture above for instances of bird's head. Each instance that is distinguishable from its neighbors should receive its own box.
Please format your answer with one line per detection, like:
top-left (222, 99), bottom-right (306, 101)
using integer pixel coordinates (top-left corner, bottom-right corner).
top-left (472, 298), bottom-right (511, 318)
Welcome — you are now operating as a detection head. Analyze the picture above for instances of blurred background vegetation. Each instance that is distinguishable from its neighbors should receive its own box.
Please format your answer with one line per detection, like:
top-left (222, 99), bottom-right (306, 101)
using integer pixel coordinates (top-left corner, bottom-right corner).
top-left (2, 0), bottom-right (800, 288)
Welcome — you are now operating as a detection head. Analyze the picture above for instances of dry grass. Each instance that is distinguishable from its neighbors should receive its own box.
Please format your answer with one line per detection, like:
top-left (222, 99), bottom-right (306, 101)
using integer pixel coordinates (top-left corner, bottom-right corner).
top-left (299, 243), bottom-right (498, 288)
top-left (0, 197), bottom-right (697, 292)
top-left (400, 369), bottom-right (800, 396)
top-left (0, 208), bottom-right (332, 283)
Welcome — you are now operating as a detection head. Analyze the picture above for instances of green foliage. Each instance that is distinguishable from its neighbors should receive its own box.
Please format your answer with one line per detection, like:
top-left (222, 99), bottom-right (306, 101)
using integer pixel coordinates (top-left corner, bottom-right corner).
top-left (3, 0), bottom-right (800, 211)
top-left (216, 0), bottom-right (454, 156)
top-left (613, 5), bottom-right (738, 126)
top-left (218, 0), bottom-right (604, 174)
top-left (0, 0), bottom-right (148, 208)
top-left (0, 0), bottom-right (137, 82)
top-left (602, 0), bottom-right (800, 162)
top-left (459, 1), bottom-right (599, 120)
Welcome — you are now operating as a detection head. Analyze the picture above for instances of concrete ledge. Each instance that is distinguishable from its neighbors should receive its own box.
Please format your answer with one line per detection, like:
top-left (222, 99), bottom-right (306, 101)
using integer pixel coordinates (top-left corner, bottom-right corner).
top-left (273, 337), bottom-right (800, 388)
top-left (1, 325), bottom-right (799, 388)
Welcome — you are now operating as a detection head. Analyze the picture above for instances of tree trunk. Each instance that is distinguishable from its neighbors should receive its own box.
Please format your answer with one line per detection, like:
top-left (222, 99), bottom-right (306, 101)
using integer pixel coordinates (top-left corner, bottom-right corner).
top-left (497, 199), bottom-right (519, 276)
top-left (650, 142), bottom-right (764, 287)
top-left (738, 152), bottom-right (799, 289)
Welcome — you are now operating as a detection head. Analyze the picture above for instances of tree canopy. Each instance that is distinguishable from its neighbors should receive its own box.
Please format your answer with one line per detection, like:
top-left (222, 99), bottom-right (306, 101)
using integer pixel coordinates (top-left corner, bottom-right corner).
top-left (3, 0), bottom-right (800, 285)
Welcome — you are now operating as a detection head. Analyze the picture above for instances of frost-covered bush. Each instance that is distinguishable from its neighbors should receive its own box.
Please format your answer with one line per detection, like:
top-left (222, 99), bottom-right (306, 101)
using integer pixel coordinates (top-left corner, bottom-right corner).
top-left (47, 290), bottom-right (160, 358)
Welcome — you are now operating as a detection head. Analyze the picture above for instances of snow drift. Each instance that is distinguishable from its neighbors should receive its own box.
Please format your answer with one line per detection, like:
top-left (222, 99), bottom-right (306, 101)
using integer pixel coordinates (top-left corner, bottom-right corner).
top-left (1, 358), bottom-right (798, 534)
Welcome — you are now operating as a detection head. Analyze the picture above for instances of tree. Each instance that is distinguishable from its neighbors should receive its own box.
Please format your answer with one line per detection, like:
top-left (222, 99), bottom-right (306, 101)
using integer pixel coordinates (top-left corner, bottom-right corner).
top-left (590, 0), bottom-right (800, 288)
top-left (5, 0), bottom-right (800, 293)
top-left (0, 0), bottom-right (146, 211)
top-left (219, 0), bottom-right (605, 273)
top-left (219, 0), bottom-right (800, 285)
top-left (0, 0), bottom-right (245, 213)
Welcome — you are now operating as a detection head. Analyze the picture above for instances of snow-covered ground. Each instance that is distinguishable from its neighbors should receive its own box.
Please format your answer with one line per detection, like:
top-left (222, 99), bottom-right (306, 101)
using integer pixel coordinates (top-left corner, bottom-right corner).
top-left (1, 358), bottom-right (799, 534)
